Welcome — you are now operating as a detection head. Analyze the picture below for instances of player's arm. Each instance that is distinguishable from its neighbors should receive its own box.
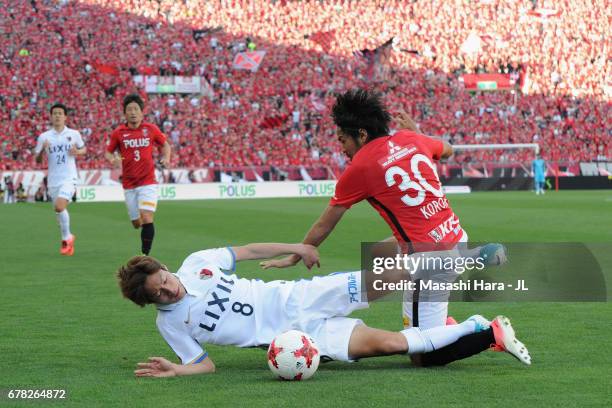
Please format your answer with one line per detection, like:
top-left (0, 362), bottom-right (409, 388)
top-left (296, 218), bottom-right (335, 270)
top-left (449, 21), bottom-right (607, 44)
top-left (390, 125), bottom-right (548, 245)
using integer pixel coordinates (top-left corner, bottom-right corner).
top-left (159, 141), bottom-right (172, 167)
top-left (105, 132), bottom-right (122, 167)
top-left (104, 150), bottom-right (121, 168)
top-left (69, 145), bottom-right (87, 156)
top-left (395, 111), bottom-right (453, 159)
top-left (428, 136), bottom-right (453, 159)
top-left (135, 355), bottom-right (215, 378)
top-left (395, 110), bottom-right (419, 132)
top-left (440, 141), bottom-right (453, 159)
top-left (302, 205), bottom-right (348, 247)
top-left (233, 243), bottom-right (319, 269)
top-left (260, 205), bottom-right (347, 269)
top-left (34, 138), bottom-right (49, 164)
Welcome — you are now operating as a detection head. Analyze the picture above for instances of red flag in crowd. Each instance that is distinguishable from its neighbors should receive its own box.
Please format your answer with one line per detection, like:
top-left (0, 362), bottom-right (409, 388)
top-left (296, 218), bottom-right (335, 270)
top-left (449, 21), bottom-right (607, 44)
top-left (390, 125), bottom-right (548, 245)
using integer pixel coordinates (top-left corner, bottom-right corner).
top-left (92, 62), bottom-right (120, 76)
top-left (233, 51), bottom-right (266, 72)
top-left (309, 30), bottom-right (336, 53)
top-left (260, 114), bottom-right (288, 129)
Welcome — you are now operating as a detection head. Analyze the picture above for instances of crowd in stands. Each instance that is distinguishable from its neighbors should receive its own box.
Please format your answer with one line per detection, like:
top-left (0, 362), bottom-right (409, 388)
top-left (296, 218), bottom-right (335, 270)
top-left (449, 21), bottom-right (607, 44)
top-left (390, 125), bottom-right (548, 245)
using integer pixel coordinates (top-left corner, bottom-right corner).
top-left (0, 0), bottom-right (608, 173)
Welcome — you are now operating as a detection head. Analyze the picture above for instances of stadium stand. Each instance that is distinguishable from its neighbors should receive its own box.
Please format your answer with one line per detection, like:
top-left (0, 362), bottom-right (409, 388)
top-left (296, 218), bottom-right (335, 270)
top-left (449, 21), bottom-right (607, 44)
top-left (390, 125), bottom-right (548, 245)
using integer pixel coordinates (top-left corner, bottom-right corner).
top-left (0, 0), bottom-right (608, 175)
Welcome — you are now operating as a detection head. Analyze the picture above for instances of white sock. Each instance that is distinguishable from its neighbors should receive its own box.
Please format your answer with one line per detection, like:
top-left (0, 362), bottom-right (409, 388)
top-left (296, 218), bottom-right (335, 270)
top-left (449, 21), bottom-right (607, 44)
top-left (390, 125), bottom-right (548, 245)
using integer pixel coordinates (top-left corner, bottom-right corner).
top-left (56, 210), bottom-right (71, 240)
top-left (401, 320), bottom-right (476, 354)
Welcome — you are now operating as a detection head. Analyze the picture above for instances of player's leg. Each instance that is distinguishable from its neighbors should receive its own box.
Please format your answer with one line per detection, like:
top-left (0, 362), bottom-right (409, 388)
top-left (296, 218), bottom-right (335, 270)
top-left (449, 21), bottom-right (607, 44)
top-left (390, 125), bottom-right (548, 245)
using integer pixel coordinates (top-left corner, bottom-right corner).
top-left (137, 185), bottom-right (159, 255)
top-left (346, 316), bottom-right (486, 360)
top-left (124, 188), bottom-right (142, 229)
top-left (420, 315), bottom-right (531, 366)
top-left (52, 183), bottom-right (76, 255)
top-left (140, 210), bottom-right (155, 255)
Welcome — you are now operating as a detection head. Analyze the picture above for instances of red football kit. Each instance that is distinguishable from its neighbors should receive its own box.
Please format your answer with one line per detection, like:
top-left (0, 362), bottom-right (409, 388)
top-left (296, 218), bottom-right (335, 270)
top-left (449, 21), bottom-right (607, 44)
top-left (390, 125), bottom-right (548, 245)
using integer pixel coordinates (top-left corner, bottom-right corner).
top-left (106, 123), bottom-right (167, 189)
top-left (330, 130), bottom-right (465, 248)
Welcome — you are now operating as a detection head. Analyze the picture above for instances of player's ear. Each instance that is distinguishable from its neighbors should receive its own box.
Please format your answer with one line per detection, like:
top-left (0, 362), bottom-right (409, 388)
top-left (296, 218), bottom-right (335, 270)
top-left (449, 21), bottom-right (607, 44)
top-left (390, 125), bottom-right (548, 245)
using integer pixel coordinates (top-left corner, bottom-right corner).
top-left (160, 264), bottom-right (168, 271)
top-left (358, 128), bottom-right (369, 144)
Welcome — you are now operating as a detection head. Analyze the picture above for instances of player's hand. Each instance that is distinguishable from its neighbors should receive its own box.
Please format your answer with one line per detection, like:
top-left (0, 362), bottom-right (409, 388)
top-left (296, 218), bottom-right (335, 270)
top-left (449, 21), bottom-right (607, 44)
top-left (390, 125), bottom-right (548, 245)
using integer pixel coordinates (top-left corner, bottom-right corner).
top-left (395, 110), bottom-right (419, 132)
top-left (68, 145), bottom-right (78, 156)
top-left (42, 140), bottom-right (50, 151)
top-left (111, 156), bottom-right (122, 168)
top-left (299, 244), bottom-right (320, 270)
top-left (134, 357), bottom-right (176, 378)
top-left (260, 254), bottom-right (301, 270)
top-left (158, 158), bottom-right (167, 169)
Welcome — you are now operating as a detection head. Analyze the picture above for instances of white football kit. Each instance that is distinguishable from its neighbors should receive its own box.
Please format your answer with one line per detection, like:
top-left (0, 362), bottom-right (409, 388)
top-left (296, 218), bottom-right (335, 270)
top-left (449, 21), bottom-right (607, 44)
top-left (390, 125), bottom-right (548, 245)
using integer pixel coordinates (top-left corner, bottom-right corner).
top-left (35, 127), bottom-right (84, 201)
top-left (156, 248), bottom-right (368, 364)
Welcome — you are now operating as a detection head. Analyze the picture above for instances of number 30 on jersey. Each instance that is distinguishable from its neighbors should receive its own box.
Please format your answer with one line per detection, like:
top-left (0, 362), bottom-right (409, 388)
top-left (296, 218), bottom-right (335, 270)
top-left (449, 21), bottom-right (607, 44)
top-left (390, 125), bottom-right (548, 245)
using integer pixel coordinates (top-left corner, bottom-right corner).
top-left (385, 154), bottom-right (443, 207)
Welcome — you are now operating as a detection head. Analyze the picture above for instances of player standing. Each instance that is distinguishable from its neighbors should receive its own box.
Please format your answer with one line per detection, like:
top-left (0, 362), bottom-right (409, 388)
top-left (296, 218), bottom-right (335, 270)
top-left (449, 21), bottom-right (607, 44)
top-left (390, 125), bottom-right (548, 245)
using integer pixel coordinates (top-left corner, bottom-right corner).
top-left (105, 94), bottom-right (171, 255)
top-left (532, 153), bottom-right (547, 195)
top-left (34, 103), bottom-right (87, 255)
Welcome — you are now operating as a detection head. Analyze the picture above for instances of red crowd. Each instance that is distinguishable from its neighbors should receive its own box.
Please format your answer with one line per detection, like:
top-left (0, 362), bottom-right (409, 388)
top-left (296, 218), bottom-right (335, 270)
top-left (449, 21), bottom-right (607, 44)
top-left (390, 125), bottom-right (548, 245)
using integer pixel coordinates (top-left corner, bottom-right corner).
top-left (0, 0), bottom-right (608, 172)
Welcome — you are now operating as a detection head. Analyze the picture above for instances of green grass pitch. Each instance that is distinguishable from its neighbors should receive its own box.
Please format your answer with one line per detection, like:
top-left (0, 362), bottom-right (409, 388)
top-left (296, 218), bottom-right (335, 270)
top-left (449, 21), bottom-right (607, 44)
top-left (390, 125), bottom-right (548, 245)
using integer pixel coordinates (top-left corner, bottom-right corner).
top-left (1, 190), bottom-right (611, 407)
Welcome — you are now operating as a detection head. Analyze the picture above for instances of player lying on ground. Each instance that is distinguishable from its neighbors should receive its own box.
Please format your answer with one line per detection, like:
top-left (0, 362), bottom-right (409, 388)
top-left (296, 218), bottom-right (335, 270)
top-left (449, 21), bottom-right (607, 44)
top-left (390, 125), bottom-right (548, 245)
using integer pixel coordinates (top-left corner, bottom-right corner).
top-left (117, 243), bottom-right (531, 377)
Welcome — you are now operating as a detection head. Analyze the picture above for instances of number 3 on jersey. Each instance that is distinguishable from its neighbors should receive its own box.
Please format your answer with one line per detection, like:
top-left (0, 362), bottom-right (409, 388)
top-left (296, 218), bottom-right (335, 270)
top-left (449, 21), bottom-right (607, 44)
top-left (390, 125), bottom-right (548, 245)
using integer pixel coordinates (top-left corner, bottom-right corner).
top-left (385, 154), bottom-right (443, 207)
top-left (133, 149), bottom-right (140, 161)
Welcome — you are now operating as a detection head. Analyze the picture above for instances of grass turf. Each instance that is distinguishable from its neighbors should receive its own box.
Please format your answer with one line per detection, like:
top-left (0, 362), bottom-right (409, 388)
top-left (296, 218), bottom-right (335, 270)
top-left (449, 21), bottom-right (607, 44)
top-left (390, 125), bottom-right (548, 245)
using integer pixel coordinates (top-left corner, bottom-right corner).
top-left (1, 190), bottom-right (611, 407)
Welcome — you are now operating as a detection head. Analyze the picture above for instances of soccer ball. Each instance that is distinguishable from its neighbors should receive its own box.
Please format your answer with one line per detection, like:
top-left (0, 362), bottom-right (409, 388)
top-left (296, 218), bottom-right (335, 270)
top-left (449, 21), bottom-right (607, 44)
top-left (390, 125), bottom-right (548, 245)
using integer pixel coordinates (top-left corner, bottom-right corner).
top-left (267, 330), bottom-right (320, 381)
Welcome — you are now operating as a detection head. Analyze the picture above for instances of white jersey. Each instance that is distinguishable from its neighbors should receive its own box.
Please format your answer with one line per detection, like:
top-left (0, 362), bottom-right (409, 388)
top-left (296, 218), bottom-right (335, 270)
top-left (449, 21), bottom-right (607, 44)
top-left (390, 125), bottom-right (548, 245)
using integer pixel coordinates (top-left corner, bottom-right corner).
top-left (35, 127), bottom-right (84, 187)
top-left (155, 248), bottom-right (367, 364)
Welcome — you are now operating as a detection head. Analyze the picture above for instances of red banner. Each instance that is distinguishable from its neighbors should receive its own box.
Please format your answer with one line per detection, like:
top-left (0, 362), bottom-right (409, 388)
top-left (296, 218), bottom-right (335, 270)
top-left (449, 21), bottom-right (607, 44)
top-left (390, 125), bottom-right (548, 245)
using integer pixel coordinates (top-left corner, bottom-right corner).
top-left (309, 30), bottom-right (336, 53)
top-left (233, 51), bottom-right (266, 72)
top-left (461, 74), bottom-right (516, 91)
top-left (92, 62), bottom-right (120, 76)
top-left (260, 114), bottom-right (288, 129)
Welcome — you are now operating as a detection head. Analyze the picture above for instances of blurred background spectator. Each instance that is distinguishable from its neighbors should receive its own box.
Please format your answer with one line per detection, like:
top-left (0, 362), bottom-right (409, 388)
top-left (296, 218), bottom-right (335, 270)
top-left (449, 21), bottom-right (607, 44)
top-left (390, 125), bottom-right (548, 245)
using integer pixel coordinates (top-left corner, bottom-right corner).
top-left (0, 0), bottom-right (608, 173)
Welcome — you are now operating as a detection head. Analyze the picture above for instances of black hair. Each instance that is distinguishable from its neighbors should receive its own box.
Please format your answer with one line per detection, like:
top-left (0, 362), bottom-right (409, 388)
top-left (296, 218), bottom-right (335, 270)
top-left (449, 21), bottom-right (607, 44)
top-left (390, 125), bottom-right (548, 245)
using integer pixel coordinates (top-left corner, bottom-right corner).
top-left (332, 89), bottom-right (391, 141)
top-left (50, 103), bottom-right (68, 115)
top-left (123, 94), bottom-right (144, 113)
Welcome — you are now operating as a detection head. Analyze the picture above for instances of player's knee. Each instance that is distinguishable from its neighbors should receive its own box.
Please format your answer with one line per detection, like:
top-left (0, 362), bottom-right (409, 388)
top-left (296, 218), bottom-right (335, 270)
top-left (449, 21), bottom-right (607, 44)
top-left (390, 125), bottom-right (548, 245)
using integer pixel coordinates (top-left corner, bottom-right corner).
top-left (131, 220), bottom-right (141, 229)
top-left (140, 212), bottom-right (154, 224)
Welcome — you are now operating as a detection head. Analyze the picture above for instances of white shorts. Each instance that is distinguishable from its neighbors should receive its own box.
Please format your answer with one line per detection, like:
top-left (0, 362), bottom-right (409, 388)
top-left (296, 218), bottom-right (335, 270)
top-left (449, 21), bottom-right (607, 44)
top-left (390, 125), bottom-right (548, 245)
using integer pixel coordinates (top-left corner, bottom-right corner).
top-left (402, 233), bottom-right (469, 329)
top-left (48, 182), bottom-right (75, 203)
top-left (123, 185), bottom-right (158, 220)
top-left (247, 271), bottom-right (368, 362)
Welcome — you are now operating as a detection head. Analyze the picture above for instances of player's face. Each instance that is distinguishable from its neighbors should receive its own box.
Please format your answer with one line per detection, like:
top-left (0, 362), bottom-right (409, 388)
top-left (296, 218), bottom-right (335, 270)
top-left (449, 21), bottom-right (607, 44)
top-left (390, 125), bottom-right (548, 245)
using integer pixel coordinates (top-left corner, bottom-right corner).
top-left (144, 269), bottom-right (186, 305)
top-left (50, 108), bottom-right (66, 128)
top-left (124, 102), bottom-right (144, 128)
top-left (337, 129), bottom-right (362, 159)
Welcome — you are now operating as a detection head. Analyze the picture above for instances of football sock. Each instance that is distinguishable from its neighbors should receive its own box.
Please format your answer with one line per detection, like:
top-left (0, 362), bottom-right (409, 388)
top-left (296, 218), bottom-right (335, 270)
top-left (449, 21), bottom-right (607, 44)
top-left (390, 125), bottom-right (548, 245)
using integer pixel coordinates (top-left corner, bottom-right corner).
top-left (420, 328), bottom-right (496, 366)
top-left (141, 222), bottom-right (155, 255)
top-left (56, 209), bottom-right (71, 240)
top-left (401, 320), bottom-right (476, 354)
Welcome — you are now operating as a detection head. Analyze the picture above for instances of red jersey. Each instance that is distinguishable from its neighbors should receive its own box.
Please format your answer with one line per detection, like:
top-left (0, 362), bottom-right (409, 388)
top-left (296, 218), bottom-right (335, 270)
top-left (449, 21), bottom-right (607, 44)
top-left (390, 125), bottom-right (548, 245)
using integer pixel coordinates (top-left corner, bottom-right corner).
top-left (330, 130), bottom-right (465, 247)
top-left (106, 123), bottom-right (167, 189)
